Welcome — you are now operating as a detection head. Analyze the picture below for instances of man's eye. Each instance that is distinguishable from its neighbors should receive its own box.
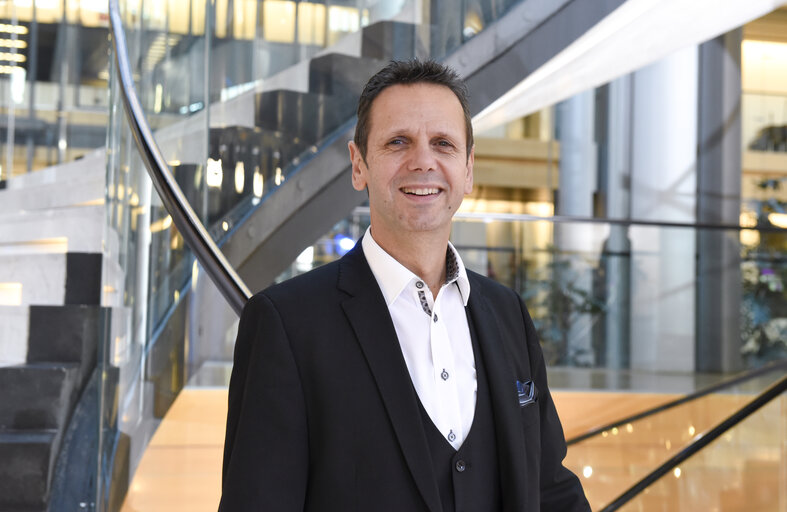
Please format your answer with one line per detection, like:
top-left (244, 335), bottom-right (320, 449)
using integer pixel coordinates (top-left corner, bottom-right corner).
top-left (436, 140), bottom-right (454, 148)
top-left (388, 138), bottom-right (404, 145)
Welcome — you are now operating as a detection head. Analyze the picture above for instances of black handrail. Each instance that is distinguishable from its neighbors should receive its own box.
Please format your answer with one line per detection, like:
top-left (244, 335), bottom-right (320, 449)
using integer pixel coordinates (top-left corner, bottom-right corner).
top-left (107, 0), bottom-right (251, 316)
top-left (600, 373), bottom-right (787, 511)
top-left (566, 358), bottom-right (787, 445)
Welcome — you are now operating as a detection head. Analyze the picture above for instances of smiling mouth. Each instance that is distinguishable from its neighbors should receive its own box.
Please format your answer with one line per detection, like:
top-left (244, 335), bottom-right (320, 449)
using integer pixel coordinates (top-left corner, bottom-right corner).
top-left (401, 187), bottom-right (440, 196)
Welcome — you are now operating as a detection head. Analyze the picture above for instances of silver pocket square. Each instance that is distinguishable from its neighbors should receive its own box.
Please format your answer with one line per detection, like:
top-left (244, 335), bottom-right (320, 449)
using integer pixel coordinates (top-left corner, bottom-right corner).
top-left (516, 380), bottom-right (537, 407)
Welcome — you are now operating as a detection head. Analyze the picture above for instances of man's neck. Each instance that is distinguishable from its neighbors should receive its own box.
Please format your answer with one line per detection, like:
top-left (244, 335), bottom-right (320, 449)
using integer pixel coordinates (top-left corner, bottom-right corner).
top-left (370, 226), bottom-right (448, 299)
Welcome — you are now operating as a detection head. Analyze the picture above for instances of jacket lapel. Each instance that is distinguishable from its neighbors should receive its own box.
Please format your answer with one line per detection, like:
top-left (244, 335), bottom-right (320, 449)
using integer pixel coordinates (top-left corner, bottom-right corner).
top-left (467, 275), bottom-right (528, 512)
top-left (338, 244), bottom-right (443, 512)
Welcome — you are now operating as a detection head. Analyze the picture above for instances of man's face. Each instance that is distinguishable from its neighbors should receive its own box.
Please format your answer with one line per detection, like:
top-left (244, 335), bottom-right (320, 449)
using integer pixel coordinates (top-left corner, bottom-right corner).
top-left (349, 83), bottom-right (474, 245)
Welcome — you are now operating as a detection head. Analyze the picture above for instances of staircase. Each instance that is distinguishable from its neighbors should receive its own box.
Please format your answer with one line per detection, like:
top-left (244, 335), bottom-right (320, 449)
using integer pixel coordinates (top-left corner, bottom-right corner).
top-left (154, 20), bottom-right (420, 292)
top-left (0, 152), bottom-right (108, 511)
top-left (0, 0), bottom-right (612, 507)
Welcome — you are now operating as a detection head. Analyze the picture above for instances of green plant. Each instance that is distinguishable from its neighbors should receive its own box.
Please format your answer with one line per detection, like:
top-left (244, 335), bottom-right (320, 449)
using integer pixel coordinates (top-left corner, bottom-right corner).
top-left (521, 247), bottom-right (606, 366)
top-left (740, 177), bottom-right (787, 365)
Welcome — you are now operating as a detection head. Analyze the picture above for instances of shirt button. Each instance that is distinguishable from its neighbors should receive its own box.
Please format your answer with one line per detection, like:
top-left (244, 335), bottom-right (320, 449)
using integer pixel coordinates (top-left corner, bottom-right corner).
top-left (441, 369), bottom-right (449, 380)
top-left (447, 430), bottom-right (456, 442)
top-left (455, 460), bottom-right (466, 472)
top-left (433, 314), bottom-right (438, 323)
top-left (415, 281), bottom-right (424, 289)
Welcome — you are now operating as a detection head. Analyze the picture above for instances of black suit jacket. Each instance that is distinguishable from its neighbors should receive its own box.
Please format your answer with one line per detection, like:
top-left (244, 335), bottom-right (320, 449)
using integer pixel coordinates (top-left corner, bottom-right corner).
top-left (220, 242), bottom-right (589, 511)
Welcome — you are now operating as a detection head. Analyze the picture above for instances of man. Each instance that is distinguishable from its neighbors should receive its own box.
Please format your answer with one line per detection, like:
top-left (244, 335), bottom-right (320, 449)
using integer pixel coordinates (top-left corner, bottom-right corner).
top-left (220, 60), bottom-right (589, 511)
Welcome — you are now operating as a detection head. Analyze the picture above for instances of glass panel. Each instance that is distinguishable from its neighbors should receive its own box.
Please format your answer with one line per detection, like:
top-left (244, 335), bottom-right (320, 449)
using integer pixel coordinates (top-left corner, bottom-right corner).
top-left (262, 0), bottom-right (296, 43)
top-left (282, 210), bottom-right (785, 509)
top-left (234, 0), bottom-right (257, 40)
top-left (105, 4), bottom-right (787, 508)
top-left (284, 212), bottom-right (787, 373)
top-left (0, 4), bottom-right (110, 181)
top-left (565, 373), bottom-right (786, 510)
top-left (109, 0), bottom-right (540, 506)
top-left (619, 391), bottom-right (787, 512)
top-left (192, 0), bottom-right (206, 36)
top-left (167, 0), bottom-right (191, 35)
top-left (297, 2), bottom-right (326, 46)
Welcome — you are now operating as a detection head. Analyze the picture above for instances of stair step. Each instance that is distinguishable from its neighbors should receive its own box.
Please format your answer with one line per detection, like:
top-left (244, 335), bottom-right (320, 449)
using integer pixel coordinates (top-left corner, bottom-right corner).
top-left (0, 430), bottom-right (57, 511)
top-left (0, 363), bottom-right (80, 431)
top-left (308, 53), bottom-right (385, 98)
top-left (0, 306), bottom-right (29, 366)
top-left (0, 252), bottom-right (103, 307)
top-left (254, 89), bottom-right (351, 144)
top-left (0, 172), bottom-right (104, 215)
top-left (27, 305), bottom-right (102, 388)
top-left (361, 20), bottom-right (416, 61)
top-left (0, 205), bottom-right (104, 255)
top-left (0, 253), bottom-right (67, 306)
top-left (4, 151), bottom-right (104, 191)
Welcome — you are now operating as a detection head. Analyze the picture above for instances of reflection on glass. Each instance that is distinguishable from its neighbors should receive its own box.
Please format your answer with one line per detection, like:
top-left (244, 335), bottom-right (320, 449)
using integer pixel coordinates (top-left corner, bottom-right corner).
top-left (105, 1), bottom-right (787, 509)
top-left (298, 213), bottom-right (787, 373)
top-left (262, 0), bottom-right (296, 42)
top-left (167, 0), bottom-right (190, 34)
top-left (298, 2), bottom-right (327, 45)
top-left (564, 374), bottom-right (786, 511)
top-left (619, 393), bottom-right (786, 512)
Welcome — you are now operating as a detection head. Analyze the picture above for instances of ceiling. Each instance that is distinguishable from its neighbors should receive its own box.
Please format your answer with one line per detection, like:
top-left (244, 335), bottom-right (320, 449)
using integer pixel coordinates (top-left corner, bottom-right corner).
top-left (472, 0), bottom-right (787, 132)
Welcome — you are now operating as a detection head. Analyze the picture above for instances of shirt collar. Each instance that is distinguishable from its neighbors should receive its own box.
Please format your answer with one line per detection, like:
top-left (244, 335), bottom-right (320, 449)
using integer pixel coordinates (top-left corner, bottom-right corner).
top-left (361, 226), bottom-right (471, 306)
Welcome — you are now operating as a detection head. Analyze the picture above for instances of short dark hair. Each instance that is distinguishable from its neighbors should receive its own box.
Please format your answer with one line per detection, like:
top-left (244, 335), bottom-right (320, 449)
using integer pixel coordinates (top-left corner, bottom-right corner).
top-left (354, 59), bottom-right (473, 161)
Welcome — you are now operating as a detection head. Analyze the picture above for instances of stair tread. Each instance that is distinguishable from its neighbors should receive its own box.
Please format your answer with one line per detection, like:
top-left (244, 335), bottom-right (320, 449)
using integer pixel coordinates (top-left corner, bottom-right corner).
top-left (0, 363), bottom-right (82, 430)
top-left (0, 174), bottom-right (104, 214)
top-left (0, 430), bottom-right (57, 442)
top-left (0, 204), bottom-right (104, 254)
top-left (4, 150), bottom-right (104, 190)
top-left (0, 362), bottom-right (81, 370)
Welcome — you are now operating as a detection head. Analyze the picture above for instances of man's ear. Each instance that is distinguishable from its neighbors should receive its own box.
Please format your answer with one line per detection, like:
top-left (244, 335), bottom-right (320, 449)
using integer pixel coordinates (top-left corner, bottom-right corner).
top-left (464, 144), bottom-right (474, 195)
top-left (348, 141), bottom-right (367, 192)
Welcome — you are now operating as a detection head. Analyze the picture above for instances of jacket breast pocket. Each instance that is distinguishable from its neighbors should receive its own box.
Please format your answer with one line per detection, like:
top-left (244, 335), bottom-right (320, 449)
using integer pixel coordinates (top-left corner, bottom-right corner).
top-left (516, 379), bottom-right (540, 428)
top-left (519, 401), bottom-right (540, 428)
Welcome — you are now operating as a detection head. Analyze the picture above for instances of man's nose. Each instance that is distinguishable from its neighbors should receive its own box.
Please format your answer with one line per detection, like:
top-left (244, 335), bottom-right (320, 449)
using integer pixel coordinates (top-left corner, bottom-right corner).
top-left (406, 140), bottom-right (437, 172)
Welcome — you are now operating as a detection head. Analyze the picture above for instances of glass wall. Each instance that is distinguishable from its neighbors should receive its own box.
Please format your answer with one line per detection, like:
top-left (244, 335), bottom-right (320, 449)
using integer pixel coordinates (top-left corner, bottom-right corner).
top-left (616, 391), bottom-right (786, 512)
top-left (287, 210), bottom-right (787, 373)
top-left (103, 3), bottom-right (787, 509)
top-left (104, 0), bottom-right (535, 508)
top-left (0, 0), bottom-right (111, 180)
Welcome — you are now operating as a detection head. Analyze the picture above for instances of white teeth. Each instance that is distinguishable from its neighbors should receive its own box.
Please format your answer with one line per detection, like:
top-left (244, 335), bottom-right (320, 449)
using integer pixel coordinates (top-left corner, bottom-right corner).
top-left (403, 188), bottom-right (439, 196)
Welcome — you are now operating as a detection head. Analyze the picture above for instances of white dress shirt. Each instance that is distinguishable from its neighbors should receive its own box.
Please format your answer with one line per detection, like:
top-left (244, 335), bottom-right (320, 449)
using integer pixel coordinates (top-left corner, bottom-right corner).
top-left (362, 227), bottom-right (476, 450)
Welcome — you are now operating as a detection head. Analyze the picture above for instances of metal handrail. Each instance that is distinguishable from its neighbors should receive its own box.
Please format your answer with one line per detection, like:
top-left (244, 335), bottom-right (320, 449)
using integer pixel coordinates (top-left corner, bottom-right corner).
top-left (354, 206), bottom-right (787, 233)
top-left (107, 0), bottom-right (251, 316)
top-left (599, 373), bottom-right (787, 511)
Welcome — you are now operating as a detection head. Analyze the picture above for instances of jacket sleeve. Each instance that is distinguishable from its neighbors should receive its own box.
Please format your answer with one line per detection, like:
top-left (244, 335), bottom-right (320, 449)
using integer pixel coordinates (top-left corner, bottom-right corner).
top-left (518, 295), bottom-right (591, 512)
top-left (219, 292), bottom-right (309, 511)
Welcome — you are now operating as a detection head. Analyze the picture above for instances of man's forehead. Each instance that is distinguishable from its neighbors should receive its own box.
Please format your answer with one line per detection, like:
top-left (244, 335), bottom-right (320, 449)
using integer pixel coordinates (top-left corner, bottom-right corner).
top-left (367, 83), bottom-right (465, 133)
top-left (371, 82), bottom-right (460, 106)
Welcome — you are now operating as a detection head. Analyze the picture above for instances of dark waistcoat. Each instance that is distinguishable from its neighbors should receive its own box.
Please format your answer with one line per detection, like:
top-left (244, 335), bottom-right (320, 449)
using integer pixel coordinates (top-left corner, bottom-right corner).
top-left (416, 308), bottom-right (502, 512)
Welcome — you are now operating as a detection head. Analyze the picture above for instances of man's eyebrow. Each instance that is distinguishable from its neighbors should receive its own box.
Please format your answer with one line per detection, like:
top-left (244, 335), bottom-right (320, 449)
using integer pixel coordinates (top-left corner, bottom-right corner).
top-left (378, 129), bottom-right (461, 140)
top-left (379, 126), bottom-right (413, 135)
top-left (430, 131), bottom-right (461, 141)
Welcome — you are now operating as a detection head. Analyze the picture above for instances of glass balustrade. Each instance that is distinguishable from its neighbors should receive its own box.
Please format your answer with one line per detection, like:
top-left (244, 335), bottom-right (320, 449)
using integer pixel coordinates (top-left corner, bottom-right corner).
top-left (148, 207), bottom-right (786, 510)
top-left (0, 2), bottom-right (110, 180)
top-left (566, 371), bottom-right (786, 511)
top-left (267, 209), bottom-right (787, 511)
top-left (103, 0), bottom-right (787, 508)
top-left (103, 0), bottom-right (533, 508)
top-left (617, 390), bottom-right (786, 512)
top-left (280, 211), bottom-right (787, 373)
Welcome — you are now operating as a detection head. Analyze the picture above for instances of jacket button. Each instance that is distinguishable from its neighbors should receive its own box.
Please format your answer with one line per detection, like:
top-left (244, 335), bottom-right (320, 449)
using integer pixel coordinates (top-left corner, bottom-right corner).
top-left (455, 460), bottom-right (466, 472)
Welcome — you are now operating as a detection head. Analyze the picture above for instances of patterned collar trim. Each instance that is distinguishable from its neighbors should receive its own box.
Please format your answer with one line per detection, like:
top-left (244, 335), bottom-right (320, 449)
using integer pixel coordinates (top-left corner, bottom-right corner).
top-left (361, 227), bottom-right (471, 307)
